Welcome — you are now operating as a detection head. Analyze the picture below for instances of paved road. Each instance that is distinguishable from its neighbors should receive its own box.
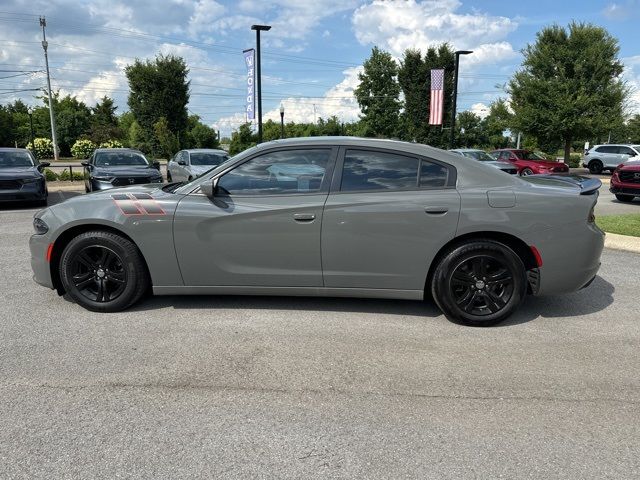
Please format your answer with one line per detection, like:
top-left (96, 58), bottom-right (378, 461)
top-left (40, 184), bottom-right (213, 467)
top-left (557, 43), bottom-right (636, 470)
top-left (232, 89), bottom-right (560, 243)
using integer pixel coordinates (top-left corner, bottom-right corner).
top-left (1, 196), bottom-right (639, 479)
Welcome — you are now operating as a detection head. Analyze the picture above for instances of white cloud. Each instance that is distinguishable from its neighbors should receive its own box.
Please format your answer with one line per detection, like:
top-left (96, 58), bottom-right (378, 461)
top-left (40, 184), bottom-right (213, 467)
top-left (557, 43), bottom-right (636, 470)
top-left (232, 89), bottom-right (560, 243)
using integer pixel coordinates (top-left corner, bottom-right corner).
top-left (603, 1), bottom-right (640, 20)
top-left (623, 55), bottom-right (640, 115)
top-left (470, 102), bottom-right (489, 119)
top-left (188, 0), bottom-right (226, 35)
top-left (352, 0), bottom-right (518, 64)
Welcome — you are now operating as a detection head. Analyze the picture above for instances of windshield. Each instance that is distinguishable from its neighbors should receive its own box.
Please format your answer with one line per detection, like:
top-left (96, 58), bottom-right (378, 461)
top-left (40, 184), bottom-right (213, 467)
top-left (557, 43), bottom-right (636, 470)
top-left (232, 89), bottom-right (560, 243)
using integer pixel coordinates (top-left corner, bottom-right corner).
top-left (520, 151), bottom-right (546, 160)
top-left (190, 152), bottom-right (229, 166)
top-left (463, 150), bottom-right (495, 162)
top-left (95, 151), bottom-right (149, 167)
top-left (0, 151), bottom-right (35, 168)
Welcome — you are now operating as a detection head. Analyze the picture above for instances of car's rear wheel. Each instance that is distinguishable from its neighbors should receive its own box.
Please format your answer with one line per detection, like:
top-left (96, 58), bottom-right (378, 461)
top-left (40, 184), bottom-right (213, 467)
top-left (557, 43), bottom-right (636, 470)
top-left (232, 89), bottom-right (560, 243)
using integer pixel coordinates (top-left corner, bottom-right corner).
top-left (520, 168), bottom-right (534, 176)
top-left (588, 160), bottom-right (603, 174)
top-left (59, 231), bottom-right (149, 312)
top-left (431, 240), bottom-right (527, 327)
top-left (615, 194), bottom-right (635, 202)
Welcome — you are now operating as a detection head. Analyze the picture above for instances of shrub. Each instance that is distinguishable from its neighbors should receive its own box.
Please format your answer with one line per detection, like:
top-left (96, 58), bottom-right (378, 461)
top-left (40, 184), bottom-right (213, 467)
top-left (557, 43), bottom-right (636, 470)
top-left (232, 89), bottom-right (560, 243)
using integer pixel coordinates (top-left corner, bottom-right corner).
top-left (71, 139), bottom-right (96, 159)
top-left (568, 153), bottom-right (582, 168)
top-left (26, 137), bottom-right (54, 160)
top-left (99, 139), bottom-right (124, 149)
top-left (44, 168), bottom-right (58, 181)
top-left (58, 169), bottom-right (85, 181)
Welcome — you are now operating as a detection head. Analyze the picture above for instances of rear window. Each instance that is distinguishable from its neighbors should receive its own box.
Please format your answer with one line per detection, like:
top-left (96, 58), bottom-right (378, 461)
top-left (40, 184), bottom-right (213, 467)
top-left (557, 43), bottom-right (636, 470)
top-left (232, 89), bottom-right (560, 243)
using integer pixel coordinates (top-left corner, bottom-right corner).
top-left (595, 146), bottom-right (618, 154)
top-left (190, 152), bottom-right (229, 166)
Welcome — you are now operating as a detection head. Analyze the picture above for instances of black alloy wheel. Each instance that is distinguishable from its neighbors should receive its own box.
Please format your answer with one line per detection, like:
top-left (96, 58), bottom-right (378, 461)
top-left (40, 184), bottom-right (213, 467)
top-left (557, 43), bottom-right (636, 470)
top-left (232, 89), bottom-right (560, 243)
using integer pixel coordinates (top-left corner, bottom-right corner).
top-left (59, 231), bottom-right (149, 312)
top-left (588, 160), bottom-right (603, 174)
top-left (70, 245), bottom-right (127, 303)
top-left (431, 240), bottom-right (527, 326)
top-left (449, 255), bottom-right (514, 316)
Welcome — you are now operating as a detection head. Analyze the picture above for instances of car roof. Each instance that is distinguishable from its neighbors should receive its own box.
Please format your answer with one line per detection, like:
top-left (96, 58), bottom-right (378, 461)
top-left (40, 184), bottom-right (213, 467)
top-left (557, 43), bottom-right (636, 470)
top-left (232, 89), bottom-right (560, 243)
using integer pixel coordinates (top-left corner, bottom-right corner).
top-left (451, 148), bottom-right (484, 153)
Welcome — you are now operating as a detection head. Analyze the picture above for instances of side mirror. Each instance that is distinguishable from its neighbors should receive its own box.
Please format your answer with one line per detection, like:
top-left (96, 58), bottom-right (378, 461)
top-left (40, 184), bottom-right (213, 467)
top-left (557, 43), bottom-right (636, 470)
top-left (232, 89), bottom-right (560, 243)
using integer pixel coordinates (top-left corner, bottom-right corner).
top-left (37, 162), bottom-right (50, 171)
top-left (81, 161), bottom-right (90, 167)
top-left (201, 177), bottom-right (219, 198)
top-left (152, 161), bottom-right (161, 170)
top-left (178, 160), bottom-right (186, 166)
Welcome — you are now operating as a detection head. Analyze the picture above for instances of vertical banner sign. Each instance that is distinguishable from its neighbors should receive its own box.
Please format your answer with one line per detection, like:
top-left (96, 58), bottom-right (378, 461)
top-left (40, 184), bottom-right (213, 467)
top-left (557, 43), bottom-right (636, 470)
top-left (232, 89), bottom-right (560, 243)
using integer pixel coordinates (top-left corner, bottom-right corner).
top-left (243, 48), bottom-right (256, 121)
top-left (429, 69), bottom-right (445, 125)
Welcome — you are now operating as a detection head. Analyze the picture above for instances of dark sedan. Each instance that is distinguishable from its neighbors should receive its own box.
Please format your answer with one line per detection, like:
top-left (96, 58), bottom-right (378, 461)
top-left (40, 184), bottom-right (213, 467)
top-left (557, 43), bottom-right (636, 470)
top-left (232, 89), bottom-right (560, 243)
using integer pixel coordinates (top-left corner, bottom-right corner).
top-left (0, 148), bottom-right (49, 205)
top-left (83, 148), bottom-right (163, 192)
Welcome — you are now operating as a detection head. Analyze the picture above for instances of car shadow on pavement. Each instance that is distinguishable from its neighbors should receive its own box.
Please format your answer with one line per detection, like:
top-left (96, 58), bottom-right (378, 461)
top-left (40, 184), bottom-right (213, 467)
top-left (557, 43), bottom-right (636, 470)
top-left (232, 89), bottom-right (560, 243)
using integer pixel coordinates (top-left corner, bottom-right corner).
top-left (0, 191), bottom-right (81, 211)
top-left (130, 274), bottom-right (614, 327)
top-left (499, 275), bottom-right (615, 327)
top-left (132, 295), bottom-right (442, 318)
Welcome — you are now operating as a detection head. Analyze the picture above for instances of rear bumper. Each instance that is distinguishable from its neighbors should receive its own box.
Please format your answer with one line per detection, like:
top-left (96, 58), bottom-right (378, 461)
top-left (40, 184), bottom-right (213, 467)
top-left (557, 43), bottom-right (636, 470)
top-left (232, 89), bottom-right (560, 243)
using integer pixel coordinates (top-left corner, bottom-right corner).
top-left (529, 221), bottom-right (604, 296)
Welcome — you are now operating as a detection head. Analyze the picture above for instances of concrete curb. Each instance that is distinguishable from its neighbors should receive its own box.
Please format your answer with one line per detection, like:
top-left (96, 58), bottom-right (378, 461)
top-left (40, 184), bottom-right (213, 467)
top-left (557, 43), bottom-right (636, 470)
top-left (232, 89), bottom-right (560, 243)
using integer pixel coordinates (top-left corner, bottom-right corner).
top-left (604, 232), bottom-right (640, 254)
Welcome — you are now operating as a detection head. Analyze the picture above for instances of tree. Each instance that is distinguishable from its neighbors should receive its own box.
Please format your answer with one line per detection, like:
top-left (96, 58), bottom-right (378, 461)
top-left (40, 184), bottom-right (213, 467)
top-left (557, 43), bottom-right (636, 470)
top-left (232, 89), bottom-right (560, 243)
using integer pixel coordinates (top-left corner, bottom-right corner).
top-left (483, 98), bottom-right (514, 148)
top-left (90, 96), bottom-right (120, 144)
top-left (626, 114), bottom-right (640, 143)
top-left (185, 114), bottom-right (219, 148)
top-left (153, 116), bottom-right (179, 159)
top-left (397, 45), bottom-right (455, 147)
top-left (509, 22), bottom-right (626, 162)
top-left (354, 47), bottom-right (401, 138)
top-left (41, 93), bottom-right (92, 156)
top-left (456, 111), bottom-right (488, 148)
top-left (126, 54), bottom-right (190, 155)
top-left (229, 123), bottom-right (257, 155)
top-left (0, 105), bottom-right (14, 147)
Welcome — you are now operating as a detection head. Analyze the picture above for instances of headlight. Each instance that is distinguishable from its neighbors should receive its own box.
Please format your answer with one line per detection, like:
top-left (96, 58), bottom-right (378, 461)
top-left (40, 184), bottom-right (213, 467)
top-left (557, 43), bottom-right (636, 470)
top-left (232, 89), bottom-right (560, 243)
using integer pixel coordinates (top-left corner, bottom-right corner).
top-left (22, 177), bottom-right (43, 184)
top-left (33, 217), bottom-right (49, 235)
top-left (93, 176), bottom-right (115, 182)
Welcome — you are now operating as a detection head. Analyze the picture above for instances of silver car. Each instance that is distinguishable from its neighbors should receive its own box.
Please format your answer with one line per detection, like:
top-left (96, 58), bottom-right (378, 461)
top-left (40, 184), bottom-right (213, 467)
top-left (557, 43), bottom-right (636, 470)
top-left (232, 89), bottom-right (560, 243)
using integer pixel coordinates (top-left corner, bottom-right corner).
top-left (29, 137), bottom-right (604, 327)
top-left (167, 149), bottom-right (229, 183)
top-left (449, 148), bottom-right (518, 174)
top-left (583, 144), bottom-right (640, 173)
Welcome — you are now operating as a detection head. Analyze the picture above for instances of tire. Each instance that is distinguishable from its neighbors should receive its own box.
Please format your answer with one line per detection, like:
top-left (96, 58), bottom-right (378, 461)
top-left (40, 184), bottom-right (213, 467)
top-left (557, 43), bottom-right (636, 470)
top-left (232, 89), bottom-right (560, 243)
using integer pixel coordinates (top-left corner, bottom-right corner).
top-left (520, 168), bottom-right (534, 176)
top-left (615, 194), bottom-right (635, 202)
top-left (431, 240), bottom-right (527, 327)
top-left (59, 231), bottom-right (149, 312)
top-left (588, 160), bottom-right (603, 174)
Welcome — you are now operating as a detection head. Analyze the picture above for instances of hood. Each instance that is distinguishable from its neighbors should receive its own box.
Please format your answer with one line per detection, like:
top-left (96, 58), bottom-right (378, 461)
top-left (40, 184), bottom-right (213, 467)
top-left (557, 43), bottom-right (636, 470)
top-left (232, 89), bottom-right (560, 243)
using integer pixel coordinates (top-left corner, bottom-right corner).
top-left (620, 160), bottom-right (640, 171)
top-left (0, 166), bottom-right (40, 179)
top-left (93, 165), bottom-right (159, 177)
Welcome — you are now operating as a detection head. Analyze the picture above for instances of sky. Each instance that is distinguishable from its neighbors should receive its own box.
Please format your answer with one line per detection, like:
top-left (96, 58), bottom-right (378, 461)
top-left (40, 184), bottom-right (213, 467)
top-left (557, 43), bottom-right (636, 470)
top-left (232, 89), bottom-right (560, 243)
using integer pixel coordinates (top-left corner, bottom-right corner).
top-left (0, 0), bottom-right (639, 137)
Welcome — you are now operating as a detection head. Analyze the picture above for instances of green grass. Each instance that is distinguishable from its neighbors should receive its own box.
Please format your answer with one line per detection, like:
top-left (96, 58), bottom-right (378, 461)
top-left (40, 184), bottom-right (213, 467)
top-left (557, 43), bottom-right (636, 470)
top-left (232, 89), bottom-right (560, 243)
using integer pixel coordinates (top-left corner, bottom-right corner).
top-left (596, 214), bottom-right (640, 237)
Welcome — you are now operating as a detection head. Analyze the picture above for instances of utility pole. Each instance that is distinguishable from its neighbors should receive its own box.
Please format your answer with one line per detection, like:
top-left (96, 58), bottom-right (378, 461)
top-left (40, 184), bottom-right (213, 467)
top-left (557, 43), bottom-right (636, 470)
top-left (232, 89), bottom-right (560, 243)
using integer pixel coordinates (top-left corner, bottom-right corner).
top-left (279, 103), bottom-right (285, 139)
top-left (251, 24), bottom-right (271, 143)
top-left (449, 50), bottom-right (473, 150)
top-left (28, 107), bottom-right (35, 149)
top-left (40, 16), bottom-right (59, 161)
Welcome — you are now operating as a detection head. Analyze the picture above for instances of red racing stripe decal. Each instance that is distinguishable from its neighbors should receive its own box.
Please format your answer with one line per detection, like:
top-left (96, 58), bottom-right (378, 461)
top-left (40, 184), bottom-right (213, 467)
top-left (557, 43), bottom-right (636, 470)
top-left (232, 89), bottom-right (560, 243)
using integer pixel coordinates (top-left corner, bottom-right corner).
top-left (112, 193), bottom-right (165, 216)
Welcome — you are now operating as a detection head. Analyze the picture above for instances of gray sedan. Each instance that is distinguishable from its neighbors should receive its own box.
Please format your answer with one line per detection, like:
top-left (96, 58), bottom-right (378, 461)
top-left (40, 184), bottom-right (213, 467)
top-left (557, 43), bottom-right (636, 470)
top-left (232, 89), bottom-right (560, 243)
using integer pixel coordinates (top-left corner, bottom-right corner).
top-left (29, 137), bottom-right (604, 326)
top-left (450, 148), bottom-right (518, 174)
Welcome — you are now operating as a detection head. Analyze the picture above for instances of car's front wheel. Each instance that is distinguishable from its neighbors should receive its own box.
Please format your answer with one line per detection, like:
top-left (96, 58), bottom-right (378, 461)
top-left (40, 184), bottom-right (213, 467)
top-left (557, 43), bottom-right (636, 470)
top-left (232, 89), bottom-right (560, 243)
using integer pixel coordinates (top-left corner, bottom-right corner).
top-left (431, 240), bottom-right (527, 327)
top-left (59, 231), bottom-right (149, 312)
top-left (615, 194), bottom-right (635, 202)
top-left (520, 168), bottom-right (534, 176)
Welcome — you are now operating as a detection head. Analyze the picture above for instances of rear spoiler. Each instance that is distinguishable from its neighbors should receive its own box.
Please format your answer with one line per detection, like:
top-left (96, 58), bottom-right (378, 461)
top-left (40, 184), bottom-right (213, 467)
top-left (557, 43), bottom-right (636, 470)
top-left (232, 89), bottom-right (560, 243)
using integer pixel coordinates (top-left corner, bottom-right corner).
top-left (534, 174), bottom-right (602, 195)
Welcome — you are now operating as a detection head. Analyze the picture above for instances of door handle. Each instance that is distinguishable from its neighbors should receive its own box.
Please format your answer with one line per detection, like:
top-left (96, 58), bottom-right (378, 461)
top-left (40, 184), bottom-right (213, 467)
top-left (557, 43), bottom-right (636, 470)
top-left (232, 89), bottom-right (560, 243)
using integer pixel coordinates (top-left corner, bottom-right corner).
top-left (293, 213), bottom-right (316, 222)
top-left (424, 206), bottom-right (448, 215)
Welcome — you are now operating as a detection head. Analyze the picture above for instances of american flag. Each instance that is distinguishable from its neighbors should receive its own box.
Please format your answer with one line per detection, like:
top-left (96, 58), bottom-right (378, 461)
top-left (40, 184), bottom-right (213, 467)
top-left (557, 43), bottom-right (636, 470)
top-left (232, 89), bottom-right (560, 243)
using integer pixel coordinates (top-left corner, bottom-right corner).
top-left (429, 69), bottom-right (445, 125)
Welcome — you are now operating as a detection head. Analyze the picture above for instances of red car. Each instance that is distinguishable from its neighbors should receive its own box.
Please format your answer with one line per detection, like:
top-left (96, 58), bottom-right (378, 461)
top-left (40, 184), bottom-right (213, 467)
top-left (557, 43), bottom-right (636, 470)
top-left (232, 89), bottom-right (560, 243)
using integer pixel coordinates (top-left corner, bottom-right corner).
top-left (610, 160), bottom-right (640, 202)
top-left (492, 149), bottom-right (570, 176)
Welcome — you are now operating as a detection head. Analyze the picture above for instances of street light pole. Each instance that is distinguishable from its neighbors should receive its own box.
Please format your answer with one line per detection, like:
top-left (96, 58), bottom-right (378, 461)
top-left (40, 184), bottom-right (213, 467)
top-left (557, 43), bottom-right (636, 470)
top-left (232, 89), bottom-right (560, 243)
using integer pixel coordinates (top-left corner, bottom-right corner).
top-left (40, 16), bottom-right (59, 161)
top-left (251, 24), bottom-right (271, 143)
top-left (279, 103), bottom-right (285, 139)
top-left (449, 50), bottom-right (473, 150)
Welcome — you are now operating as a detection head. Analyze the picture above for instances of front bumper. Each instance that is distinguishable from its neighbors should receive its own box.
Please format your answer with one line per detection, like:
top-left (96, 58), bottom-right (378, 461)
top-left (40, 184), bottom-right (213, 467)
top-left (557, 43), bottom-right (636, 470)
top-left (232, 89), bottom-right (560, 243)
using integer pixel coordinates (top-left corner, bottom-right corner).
top-left (0, 181), bottom-right (47, 202)
top-left (610, 180), bottom-right (640, 196)
top-left (90, 177), bottom-right (163, 191)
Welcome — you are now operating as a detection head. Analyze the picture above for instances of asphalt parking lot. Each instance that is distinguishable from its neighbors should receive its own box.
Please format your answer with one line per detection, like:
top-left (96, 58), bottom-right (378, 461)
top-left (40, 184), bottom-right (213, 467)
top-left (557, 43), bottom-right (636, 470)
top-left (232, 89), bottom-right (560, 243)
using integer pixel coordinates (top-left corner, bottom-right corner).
top-left (1, 192), bottom-right (639, 478)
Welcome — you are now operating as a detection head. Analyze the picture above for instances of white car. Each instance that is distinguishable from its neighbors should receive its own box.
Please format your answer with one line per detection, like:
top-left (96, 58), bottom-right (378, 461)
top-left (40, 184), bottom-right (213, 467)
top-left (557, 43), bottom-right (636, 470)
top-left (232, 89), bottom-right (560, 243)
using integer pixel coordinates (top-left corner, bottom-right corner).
top-left (167, 149), bottom-right (229, 183)
top-left (582, 144), bottom-right (640, 174)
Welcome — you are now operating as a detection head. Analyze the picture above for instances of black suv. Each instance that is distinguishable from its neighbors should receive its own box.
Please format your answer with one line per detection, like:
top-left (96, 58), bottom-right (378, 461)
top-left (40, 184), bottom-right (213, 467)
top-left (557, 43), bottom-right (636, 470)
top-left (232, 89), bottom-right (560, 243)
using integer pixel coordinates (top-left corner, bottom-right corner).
top-left (83, 148), bottom-right (163, 192)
